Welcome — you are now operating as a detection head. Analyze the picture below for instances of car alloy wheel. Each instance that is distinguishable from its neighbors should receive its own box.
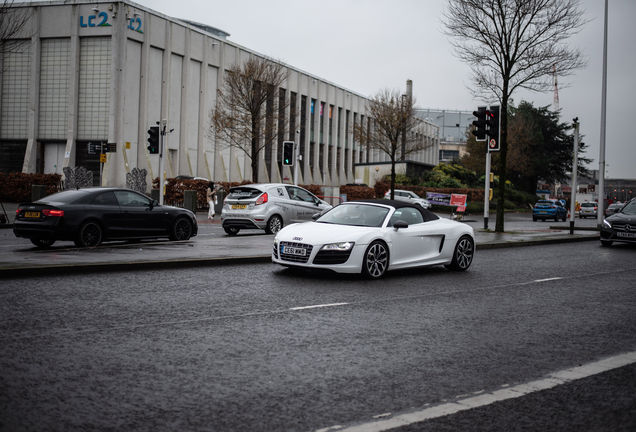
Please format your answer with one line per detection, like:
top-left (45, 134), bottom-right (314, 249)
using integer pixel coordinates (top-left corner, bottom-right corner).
top-left (446, 235), bottom-right (474, 271)
top-left (171, 217), bottom-right (192, 241)
top-left (266, 215), bottom-right (283, 234)
top-left (76, 221), bottom-right (103, 247)
top-left (30, 238), bottom-right (56, 249)
top-left (362, 241), bottom-right (388, 278)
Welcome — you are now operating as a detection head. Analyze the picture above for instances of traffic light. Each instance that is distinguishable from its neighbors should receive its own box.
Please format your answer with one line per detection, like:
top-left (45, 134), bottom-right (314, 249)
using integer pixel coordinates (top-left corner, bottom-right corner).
top-left (147, 126), bottom-right (160, 154)
top-left (282, 141), bottom-right (294, 166)
top-left (472, 106), bottom-right (487, 141)
top-left (486, 105), bottom-right (500, 152)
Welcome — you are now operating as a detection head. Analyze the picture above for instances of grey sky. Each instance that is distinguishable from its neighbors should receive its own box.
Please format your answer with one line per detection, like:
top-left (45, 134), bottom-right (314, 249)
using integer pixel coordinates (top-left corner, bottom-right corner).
top-left (141, 0), bottom-right (635, 179)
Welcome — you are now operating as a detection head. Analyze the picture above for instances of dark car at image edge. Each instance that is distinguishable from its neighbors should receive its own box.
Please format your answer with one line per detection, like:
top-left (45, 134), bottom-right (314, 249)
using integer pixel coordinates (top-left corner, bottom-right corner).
top-left (13, 187), bottom-right (198, 248)
top-left (600, 198), bottom-right (636, 247)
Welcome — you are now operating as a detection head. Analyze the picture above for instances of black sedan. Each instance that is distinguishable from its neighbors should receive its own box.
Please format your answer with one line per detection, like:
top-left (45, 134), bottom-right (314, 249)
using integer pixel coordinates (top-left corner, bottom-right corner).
top-left (600, 198), bottom-right (636, 247)
top-left (13, 187), bottom-right (198, 248)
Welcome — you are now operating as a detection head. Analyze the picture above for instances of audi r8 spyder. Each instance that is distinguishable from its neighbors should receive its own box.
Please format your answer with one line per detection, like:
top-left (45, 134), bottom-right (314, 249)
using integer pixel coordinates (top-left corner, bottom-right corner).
top-left (272, 199), bottom-right (475, 278)
top-left (13, 188), bottom-right (198, 248)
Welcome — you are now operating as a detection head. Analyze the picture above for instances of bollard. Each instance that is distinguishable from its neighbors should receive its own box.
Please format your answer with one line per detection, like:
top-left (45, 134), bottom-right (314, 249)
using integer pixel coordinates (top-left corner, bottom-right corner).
top-left (32, 185), bottom-right (47, 201)
top-left (215, 190), bottom-right (226, 215)
top-left (183, 190), bottom-right (198, 214)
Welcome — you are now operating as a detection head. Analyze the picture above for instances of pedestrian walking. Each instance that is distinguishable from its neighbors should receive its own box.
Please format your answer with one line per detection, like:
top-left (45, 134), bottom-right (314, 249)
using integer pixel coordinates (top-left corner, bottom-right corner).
top-left (206, 182), bottom-right (217, 219)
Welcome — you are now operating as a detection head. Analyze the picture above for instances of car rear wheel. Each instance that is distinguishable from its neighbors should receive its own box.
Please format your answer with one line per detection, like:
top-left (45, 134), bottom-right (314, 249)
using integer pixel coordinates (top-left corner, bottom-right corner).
top-left (30, 238), bottom-right (56, 249)
top-left (265, 215), bottom-right (283, 234)
top-left (445, 235), bottom-right (474, 271)
top-left (224, 226), bottom-right (240, 236)
top-left (601, 240), bottom-right (613, 247)
top-left (75, 221), bottom-right (103, 247)
top-left (362, 241), bottom-right (389, 279)
top-left (170, 217), bottom-right (193, 241)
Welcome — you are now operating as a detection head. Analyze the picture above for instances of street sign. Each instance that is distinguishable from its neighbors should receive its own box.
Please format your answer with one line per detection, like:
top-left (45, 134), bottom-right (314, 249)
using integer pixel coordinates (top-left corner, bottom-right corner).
top-left (489, 138), bottom-right (497, 149)
top-left (87, 142), bottom-right (100, 154)
top-left (103, 143), bottom-right (117, 153)
top-left (450, 194), bottom-right (467, 207)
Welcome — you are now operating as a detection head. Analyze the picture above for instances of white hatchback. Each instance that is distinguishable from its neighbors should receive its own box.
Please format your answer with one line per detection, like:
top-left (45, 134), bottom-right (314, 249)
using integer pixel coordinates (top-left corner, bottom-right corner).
top-left (384, 189), bottom-right (431, 209)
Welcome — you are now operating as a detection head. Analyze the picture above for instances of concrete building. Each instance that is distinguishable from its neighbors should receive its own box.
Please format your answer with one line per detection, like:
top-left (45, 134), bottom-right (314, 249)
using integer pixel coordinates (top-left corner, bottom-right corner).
top-left (415, 109), bottom-right (474, 163)
top-left (0, 0), bottom-right (439, 191)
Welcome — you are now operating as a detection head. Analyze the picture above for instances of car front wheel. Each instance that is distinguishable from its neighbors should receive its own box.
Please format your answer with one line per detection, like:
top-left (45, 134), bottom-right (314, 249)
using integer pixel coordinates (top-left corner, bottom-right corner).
top-left (265, 215), bottom-right (283, 234)
top-left (362, 241), bottom-right (389, 279)
top-left (75, 221), bottom-right (103, 247)
top-left (30, 238), bottom-right (56, 249)
top-left (170, 217), bottom-right (193, 241)
top-left (445, 235), bottom-right (474, 271)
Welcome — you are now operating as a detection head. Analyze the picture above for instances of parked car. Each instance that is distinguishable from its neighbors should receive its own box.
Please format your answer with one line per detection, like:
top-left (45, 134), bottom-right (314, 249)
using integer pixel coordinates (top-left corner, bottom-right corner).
top-left (272, 199), bottom-right (475, 278)
top-left (579, 202), bottom-right (598, 218)
top-left (604, 202), bottom-right (625, 218)
top-left (532, 199), bottom-right (567, 222)
top-left (13, 188), bottom-right (197, 248)
top-left (221, 183), bottom-right (331, 236)
top-left (600, 199), bottom-right (636, 246)
top-left (383, 189), bottom-right (431, 209)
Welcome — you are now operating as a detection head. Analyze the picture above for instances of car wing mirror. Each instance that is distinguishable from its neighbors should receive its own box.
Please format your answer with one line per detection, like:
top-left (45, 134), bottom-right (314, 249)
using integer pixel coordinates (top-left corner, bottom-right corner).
top-left (393, 220), bottom-right (408, 230)
top-left (312, 212), bottom-right (321, 221)
top-left (150, 199), bottom-right (158, 209)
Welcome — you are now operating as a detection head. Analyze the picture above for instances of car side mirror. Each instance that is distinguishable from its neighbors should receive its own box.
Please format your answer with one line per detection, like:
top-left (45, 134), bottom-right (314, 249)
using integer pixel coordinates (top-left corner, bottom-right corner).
top-left (393, 220), bottom-right (408, 230)
top-left (312, 212), bottom-right (321, 221)
top-left (150, 199), bottom-right (158, 209)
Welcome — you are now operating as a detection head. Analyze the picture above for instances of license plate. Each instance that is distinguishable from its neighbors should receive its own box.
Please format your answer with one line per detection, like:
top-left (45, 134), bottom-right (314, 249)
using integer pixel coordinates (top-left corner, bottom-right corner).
top-left (231, 204), bottom-right (247, 210)
top-left (25, 212), bottom-right (40, 218)
top-left (540, 211), bottom-right (547, 214)
top-left (283, 246), bottom-right (306, 256)
top-left (617, 232), bottom-right (636, 238)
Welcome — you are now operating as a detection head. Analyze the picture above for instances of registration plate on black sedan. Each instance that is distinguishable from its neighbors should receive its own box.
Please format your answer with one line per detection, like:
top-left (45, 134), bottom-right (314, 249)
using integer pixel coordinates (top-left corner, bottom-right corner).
top-left (617, 232), bottom-right (636, 238)
top-left (283, 246), bottom-right (306, 256)
top-left (25, 212), bottom-right (40, 218)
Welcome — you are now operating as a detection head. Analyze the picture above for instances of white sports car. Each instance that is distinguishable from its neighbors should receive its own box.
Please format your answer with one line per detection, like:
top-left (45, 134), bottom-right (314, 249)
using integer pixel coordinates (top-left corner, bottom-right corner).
top-left (272, 199), bottom-right (475, 278)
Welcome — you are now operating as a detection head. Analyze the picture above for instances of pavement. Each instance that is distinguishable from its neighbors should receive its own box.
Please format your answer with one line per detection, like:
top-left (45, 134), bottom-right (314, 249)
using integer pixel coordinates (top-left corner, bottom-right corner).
top-left (0, 202), bottom-right (600, 278)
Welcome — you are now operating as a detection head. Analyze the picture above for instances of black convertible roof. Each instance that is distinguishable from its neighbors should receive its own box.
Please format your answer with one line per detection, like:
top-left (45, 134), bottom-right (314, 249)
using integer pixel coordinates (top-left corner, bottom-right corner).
top-left (346, 199), bottom-right (440, 221)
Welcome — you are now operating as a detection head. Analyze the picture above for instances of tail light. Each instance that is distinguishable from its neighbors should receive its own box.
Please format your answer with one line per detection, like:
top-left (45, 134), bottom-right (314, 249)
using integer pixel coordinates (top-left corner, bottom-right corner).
top-left (16, 208), bottom-right (22, 215)
top-left (42, 209), bottom-right (64, 217)
top-left (255, 192), bottom-right (268, 205)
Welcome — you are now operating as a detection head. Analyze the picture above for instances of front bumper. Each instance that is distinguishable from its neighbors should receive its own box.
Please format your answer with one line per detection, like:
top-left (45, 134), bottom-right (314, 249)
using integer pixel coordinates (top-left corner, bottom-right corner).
top-left (272, 241), bottom-right (365, 274)
top-left (600, 227), bottom-right (636, 244)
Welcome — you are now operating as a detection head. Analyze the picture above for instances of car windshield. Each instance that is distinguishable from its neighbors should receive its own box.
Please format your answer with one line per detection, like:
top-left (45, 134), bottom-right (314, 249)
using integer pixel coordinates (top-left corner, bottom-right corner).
top-left (317, 204), bottom-right (389, 227)
top-left (537, 200), bottom-right (554, 205)
top-left (620, 201), bottom-right (636, 215)
top-left (581, 203), bottom-right (596, 207)
top-left (38, 190), bottom-right (88, 204)
top-left (227, 187), bottom-right (263, 200)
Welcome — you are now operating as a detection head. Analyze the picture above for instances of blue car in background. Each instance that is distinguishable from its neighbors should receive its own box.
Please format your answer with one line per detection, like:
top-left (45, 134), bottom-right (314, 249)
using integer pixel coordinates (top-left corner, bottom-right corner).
top-left (533, 199), bottom-right (568, 222)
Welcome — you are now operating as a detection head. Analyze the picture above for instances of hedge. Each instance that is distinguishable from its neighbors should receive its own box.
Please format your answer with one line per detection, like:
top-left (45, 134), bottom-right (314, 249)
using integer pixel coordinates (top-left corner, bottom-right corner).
top-left (0, 173), bottom-right (62, 203)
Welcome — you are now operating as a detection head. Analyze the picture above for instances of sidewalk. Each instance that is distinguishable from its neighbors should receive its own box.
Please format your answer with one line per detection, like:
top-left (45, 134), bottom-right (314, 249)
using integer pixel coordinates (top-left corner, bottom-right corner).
top-left (0, 202), bottom-right (600, 278)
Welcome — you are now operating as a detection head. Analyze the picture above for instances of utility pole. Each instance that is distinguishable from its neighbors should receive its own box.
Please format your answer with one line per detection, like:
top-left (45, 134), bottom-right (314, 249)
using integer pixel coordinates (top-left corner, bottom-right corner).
top-left (570, 118), bottom-right (579, 234)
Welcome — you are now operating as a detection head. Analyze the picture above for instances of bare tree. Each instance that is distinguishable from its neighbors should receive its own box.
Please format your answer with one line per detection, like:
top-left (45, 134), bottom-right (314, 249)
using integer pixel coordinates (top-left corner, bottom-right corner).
top-left (1, 0), bottom-right (34, 59)
top-left (353, 88), bottom-right (432, 199)
top-left (442, 0), bottom-right (587, 232)
top-left (211, 56), bottom-right (296, 183)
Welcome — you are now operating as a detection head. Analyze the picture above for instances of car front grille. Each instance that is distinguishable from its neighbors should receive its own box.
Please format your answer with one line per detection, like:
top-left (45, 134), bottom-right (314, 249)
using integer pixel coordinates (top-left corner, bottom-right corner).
top-left (312, 249), bottom-right (352, 265)
top-left (611, 223), bottom-right (635, 232)
top-left (279, 241), bottom-right (313, 264)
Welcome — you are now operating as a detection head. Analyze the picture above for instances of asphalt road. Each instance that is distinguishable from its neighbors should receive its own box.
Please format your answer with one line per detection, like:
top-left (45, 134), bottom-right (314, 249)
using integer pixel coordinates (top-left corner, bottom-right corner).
top-left (1, 241), bottom-right (635, 431)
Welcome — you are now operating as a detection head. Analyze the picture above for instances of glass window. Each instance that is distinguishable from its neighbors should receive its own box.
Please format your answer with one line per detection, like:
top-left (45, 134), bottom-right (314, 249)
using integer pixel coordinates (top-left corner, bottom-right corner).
top-left (114, 190), bottom-right (151, 207)
top-left (91, 191), bottom-right (118, 206)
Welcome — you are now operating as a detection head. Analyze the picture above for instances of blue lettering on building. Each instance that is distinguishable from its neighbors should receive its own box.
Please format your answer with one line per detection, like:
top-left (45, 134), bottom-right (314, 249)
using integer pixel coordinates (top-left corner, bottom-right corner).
top-left (80, 12), bottom-right (111, 27)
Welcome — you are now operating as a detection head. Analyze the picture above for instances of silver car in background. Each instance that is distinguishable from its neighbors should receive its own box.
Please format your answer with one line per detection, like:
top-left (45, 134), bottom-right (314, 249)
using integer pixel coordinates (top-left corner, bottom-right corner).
top-left (383, 189), bottom-right (432, 209)
top-left (221, 183), bottom-right (332, 235)
top-left (578, 202), bottom-right (598, 218)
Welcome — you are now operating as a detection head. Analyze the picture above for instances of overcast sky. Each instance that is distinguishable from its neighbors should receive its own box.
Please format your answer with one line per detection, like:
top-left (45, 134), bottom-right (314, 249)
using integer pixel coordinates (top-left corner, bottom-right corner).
top-left (140, 0), bottom-right (635, 180)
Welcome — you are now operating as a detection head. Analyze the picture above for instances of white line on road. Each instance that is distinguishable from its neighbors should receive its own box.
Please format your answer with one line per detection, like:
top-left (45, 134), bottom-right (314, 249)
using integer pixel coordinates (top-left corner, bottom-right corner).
top-left (316, 350), bottom-right (636, 432)
top-left (290, 303), bottom-right (349, 311)
top-left (533, 277), bottom-right (563, 282)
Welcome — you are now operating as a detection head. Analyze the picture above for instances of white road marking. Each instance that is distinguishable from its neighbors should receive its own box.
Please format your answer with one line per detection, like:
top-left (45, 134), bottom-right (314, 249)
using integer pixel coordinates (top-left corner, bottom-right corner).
top-left (290, 303), bottom-right (349, 311)
top-left (533, 277), bottom-right (563, 282)
top-left (317, 351), bottom-right (636, 432)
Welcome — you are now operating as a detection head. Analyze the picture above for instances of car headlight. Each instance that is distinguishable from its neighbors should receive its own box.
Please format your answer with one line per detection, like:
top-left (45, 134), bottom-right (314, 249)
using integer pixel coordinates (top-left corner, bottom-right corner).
top-left (321, 242), bottom-right (355, 251)
top-left (602, 219), bottom-right (612, 229)
top-left (274, 236), bottom-right (279, 248)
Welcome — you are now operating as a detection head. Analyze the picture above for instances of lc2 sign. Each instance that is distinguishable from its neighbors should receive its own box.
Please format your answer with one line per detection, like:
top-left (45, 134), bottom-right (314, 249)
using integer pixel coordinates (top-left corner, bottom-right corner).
top-left (80, 12), bottom-right (111, 28)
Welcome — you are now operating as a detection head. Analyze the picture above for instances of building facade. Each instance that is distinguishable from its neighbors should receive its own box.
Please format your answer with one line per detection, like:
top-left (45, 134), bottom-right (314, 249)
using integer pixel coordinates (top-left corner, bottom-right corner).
top-left (0, 0), bottom-right (439, 190)
top-left (415, 109), bottom-right (474, 163)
